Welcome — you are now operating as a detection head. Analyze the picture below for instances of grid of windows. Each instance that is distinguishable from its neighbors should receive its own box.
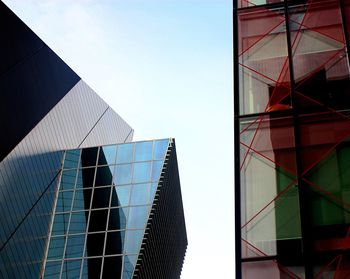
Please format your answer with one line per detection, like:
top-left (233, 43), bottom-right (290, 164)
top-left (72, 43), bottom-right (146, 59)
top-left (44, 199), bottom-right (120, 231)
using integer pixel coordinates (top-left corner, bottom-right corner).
top-left (235, 0), bottom-right (350, 277)
top-left (43, 139), bottom-right (170, 279)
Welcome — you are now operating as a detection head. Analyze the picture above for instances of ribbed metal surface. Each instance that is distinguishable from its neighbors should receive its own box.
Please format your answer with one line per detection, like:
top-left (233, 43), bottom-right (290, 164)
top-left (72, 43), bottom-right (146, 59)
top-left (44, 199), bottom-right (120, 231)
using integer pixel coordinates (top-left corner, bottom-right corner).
top-left (133, 140), bottom-right (187, 279)
top-left (0, 80), bottom-right (133, 278)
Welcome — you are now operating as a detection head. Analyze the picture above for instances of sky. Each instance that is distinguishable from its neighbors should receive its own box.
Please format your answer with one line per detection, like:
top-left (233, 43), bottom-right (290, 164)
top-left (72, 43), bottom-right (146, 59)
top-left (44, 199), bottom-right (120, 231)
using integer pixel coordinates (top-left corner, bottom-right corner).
top-left (3, 0), bottom-right (234, 277)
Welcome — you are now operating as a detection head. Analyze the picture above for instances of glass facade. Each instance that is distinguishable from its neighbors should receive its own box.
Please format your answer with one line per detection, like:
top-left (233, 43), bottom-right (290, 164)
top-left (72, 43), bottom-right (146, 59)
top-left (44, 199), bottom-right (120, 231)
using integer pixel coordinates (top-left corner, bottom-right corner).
top-left (42, 139), bottom-right (170, 279)
top-left (235, 0), bottom-right (350, 277)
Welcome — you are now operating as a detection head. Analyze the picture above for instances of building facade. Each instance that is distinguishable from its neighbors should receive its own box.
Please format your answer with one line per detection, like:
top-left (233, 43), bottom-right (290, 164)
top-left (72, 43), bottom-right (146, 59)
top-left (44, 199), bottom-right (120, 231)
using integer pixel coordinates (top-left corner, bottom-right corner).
top-left (234, 0), bottom-right (350, 277)
top-left (0, 2), bottom-right (187, 278)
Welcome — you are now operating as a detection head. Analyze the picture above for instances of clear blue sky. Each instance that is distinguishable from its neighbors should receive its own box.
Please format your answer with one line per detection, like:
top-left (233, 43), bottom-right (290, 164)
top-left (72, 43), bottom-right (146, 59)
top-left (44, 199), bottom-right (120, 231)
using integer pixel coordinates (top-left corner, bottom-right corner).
top-left (3, 0), bottom-right (234, 277)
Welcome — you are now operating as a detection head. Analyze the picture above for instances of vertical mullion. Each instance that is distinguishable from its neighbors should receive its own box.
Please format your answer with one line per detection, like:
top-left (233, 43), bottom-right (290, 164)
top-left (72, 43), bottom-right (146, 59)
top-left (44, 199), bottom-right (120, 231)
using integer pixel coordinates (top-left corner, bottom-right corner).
top-left (233, 0), bottom-right (242, 278)
top-left (284, 1), bottom-right (313, 278)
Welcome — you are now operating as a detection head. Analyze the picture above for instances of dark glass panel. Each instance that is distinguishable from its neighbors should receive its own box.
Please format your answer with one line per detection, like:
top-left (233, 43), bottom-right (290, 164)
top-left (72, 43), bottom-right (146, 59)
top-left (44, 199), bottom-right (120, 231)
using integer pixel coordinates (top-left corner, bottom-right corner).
top-left (86, 233), bottom-right (105, 256)
top-left (92, 187), bottom-right (111, 209)
top-left (102, 256), bottom-right (122, 279)
top-left (81, 257), bottom-right (102, 279)
top-left (108, 207), bottom-right (128, 230)
top-left (135, 141), bottom-right (153, 162)
top-left (94, 166), bottom-right (114, 187)
top-left (105, 231), bottom-right (125, 255)
top-left (81, 147), bottom-right (99, 167)
top-left (116, 143), bottom-right (134, 164)
top-left (88, 210), bottom-right (108, 232)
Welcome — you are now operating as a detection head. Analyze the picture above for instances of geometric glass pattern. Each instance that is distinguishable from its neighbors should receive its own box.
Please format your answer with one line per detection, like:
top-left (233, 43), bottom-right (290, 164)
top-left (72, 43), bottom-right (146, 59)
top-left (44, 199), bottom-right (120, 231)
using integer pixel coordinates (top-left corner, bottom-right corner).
top-left (42, 139), bottom-right (170, 279)
top-left (235, 0), bottom-right (350, 277)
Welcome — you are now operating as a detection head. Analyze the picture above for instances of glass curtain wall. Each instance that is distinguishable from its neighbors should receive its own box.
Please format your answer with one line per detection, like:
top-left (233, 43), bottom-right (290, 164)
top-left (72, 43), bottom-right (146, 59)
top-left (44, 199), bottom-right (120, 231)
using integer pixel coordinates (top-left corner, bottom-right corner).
top-left (235, 0), bottom-right (350, 277)
top-left (42, 139), bottom-right (170, 279)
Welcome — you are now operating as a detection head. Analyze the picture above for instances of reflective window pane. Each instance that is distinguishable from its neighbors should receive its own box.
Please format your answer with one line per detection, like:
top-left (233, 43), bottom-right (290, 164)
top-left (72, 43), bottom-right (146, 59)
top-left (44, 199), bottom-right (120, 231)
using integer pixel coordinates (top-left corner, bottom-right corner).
top-left (108, 207), bottom-right (128, 230)
top-left (92, 187), bottom-right (111, 209)
top-left (61, 170), bottom-right (77, 190)
top-left (52, 213), bottom-right (70, 236)
top-left (72, 189), bottom-right (92, 211)
top-left (63, 150), bottom-right (80, 169)
top-left (151, 161), bottom-right (163, 182)
top-left (105, 231), bottom-right (125, 255)
top-left (114, 164), bottom-right (132, 185)
top-left (65, 234), bottom-right (85, 258)
top-left (44, 261), bottom-right (62, 278)
top-left (135, 141), bottom-right (153, 162)
top-left (95, 166), bottom-right (114, 187)
top-left (130, 184), bottom-right (150, 206)
top-left (69, 211), bottom-right (88, 234)
top-left (124, 230), bottom-right (144, 254)
top-left (88, 209), bottom-right (108, 232)
top-left (56, 191), bottom-right (73, 213)
top-left (62, 260), bottom-right (82, 279)
top-left (47, 236), bottom-right (65, 260)
top-left (133, 162), bottom-right (151, 183)
top-left (116, 143), bottom-right (134, 164)
top-left (153, 139), bottom-right (169, 160)
top-left (127, 206), bottom-right (150, 229)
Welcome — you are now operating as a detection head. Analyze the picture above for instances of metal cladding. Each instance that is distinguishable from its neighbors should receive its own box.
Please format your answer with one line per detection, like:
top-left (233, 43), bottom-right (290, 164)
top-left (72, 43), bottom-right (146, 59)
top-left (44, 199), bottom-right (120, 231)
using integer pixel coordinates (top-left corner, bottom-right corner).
top-left (0, 2), bottom-right (186, 279)
top-left (235, 0), bottom-right (350, 277)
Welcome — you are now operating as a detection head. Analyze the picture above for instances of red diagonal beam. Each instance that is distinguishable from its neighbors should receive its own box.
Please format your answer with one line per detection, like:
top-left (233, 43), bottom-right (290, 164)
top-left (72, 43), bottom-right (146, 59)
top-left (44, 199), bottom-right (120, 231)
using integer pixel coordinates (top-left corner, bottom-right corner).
top-left (240, 141), bottom-right (296, 175)
top-left (241, 178), bottom-right (297, 229)
top-left (314, 255), bottom-right (342, 279)
top-left (241, 238), bottom-right (302, 279)
top-left (239, 19), bottom-right (285, 57)
top-left (303, 178), bottom-right (350, 210)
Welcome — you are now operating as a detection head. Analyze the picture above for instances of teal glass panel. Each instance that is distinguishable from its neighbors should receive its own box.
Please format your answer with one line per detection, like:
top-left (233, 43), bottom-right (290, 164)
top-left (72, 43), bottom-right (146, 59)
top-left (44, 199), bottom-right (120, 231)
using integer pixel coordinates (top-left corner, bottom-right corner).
top-left (116, 143), bottom-right (134, 164)
top-left (151, 161), bottom-right (163, 182)
top-left (56, 191), bottom-right (73, 213)
top-left (124, 230), bottom-right (143, 254)
top-left (122, 255), bottom-right (137, 279)
top-left (63, 150), bottom-right (81, 169)
top-left (61, 170), bottom-right (77, 190)
top-left (153, 139), bottom-right (169, 160)
top-left (114, 164), bottom-right (132, 185)
top-left (75, 170), bottom-right (83, 189)
top-left (62, 260), bottom-right (82, 279)
top-left (47, 236), bottom-right (66, 260)
top-left (44, 261), bottom-right (62, 278)
top-left (69, 211), bottom-right (87, 234)
top-left (105, 231), bottom-right (125, 255)
top-left (72, 189), bottom-right (92, 211)
top-left (130, 184), bottom-right (150, 206)
top-left (52, 213), bottom-right (70, 235)
top-left (111, 186), bottom-right (131, 207)
top-left (135, 141), bottom-right (153, 162)
top-left (108, 207), bottom-right (129, 230)
top-left (65, 234), bottom-right (85, 258)
top-left (127, 206), bottom-right (149, 229)
top-left (133, 162), bottom-right (151, 183)
top-left (98, 145), bottom-right (117, 165)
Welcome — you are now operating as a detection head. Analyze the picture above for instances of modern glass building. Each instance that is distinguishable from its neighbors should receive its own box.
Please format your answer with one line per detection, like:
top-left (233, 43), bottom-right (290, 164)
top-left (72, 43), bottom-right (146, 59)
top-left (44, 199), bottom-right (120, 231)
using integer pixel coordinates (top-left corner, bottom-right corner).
top-left (43, 139), bottom-right (187, 279)
top-left (234, 0), bottom-right (350, 277)
top-left (0, 2), bottom-right (187, 278)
